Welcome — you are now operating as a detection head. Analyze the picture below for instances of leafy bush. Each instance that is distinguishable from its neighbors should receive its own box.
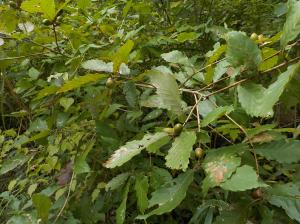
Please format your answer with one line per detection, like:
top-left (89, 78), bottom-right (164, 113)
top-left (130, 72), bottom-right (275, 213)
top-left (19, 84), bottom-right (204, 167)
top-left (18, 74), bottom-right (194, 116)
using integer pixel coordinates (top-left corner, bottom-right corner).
top-left (0, 0), bottom-right (300, 223)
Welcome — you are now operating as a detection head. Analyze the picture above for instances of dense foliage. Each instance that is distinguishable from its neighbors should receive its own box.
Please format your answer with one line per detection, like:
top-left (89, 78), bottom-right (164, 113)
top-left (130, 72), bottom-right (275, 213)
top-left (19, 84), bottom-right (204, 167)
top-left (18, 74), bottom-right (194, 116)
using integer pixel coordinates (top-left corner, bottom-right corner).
top-left (1, 0), bottom-right (300, 223)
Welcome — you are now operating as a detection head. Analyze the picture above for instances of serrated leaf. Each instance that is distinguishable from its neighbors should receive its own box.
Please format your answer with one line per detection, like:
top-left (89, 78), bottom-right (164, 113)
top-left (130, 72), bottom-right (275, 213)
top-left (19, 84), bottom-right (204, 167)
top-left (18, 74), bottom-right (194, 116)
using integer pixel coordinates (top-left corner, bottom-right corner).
top-left (103, 132), bottom-right (168, 168)
top-left (123, 81), bottom-right (138, 108)
top-left (266, 183), bottom-right (300, 222)
top-left (135, 175), bottom-right (149, 214)
top-left (226, 31), bottom-right (262, 70)
top-left (116, 180), bottom-right (130, 224)
top-left (105, 173), bottom-right (130, 191)
top-left (255, 139), bottom-right (300, 164)
top-left (220, 165), bottom-right (267, 191)
top-left (32, 194), bottom-right (52, 222)
top-left (161, 50), bottom-right (190, 65)
top-left (238, 63), bottom-right (300, 117)
top-left (113, 40), bottom-right (134, 73)
top-left (165, 131), bottom-right (196, 171)
top-left (141, 70), bottom-right (184, 116)
top-left (57, 74), bottom-right (107, 93)
top-left (201, 106), bottom-right (234, 127)
top-left (81, 59), bottom-right (113, 73)
top-left (281, 0), bottom-right (300, 47)
top-left (137, 170), bottom-right (194, 220)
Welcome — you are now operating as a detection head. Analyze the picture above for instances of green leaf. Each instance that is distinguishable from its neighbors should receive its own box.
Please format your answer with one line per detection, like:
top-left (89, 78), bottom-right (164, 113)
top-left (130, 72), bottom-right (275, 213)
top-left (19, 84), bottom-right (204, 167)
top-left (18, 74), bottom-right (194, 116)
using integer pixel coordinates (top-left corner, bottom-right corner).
top-left (0, 10), bottom-right (18, 33)
top-left (103, 132), bottom-right (168, 168)
top-left (165, 131), bottom-right (196, 171)
top-left (135, 175), bottom-right (149, 214)
top-left (161, 50), bottom-right (190, 65)
top-left (220, 165), bottom-right (267, 191)
top-left (57, 74), bottom-right (107, 93)
top-left (226, 31), bottom-right (262, 70)
top-left (238, 63), bottom-right (300, 117)
top-left (141, 70), bottom-right (184, 116)
top-left (29, 118), bottom-right (48, 132)
top-left (106, 173), bottom-right (130, 191)
top-left (27, 183), bottom-right (38, 197)
top-left (34, 86), bottom-right (59, 100)
top-left (77, 0), bottom-right (91, 9)
top-left (32, 194), bottom-right (52, 222)
top-left (0, 154), bottom-right (30, 175)
top-left (59, 97), bottom-right (74, 111)
top-left (205, 44), bottom-right (227, 83)
top-left (281, 0), bottom-right (300, 47)
top-left (137, 171), bottom-right (194, 220)
top-left (201, 106), bottom-right (234, 127)
top-left (255, 139), bottom-right (300, 164)
top-left (116, 180), bottom-right (130, 224)
top-left (21, 0), bottom-right (56, 21)
top-left (123, 81), bottom-right (138, 108)
top-left (176, 32), bottom-right (199, 42)
top-left (259, 48), bottom-right (279, 71)
top-left (74, 157), bottom-right (90, 174)
top-left (266, 183), bottom-right (300, 222)
top-left (81, 59), bottom-right (113, 73)
top-left (113, 40), bottom-right (134, 73)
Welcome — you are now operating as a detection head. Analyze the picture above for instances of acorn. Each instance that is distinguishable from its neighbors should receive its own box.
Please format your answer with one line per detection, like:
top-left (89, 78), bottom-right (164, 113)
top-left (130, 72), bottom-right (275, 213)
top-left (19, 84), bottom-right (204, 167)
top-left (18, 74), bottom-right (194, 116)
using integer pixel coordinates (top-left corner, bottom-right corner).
top-left (174, 123), bottom-right (183, 136)
top-left (250, 33), bottom-right (258, 40)
top-left (258, 34), bottom-right (264, 43)
top-left (195, 147), bottom-right (205, 159)
top-left (106, 77), bottom-right (115, 88)
top-left (252, 188), bottom-right (263, 199)
top-left (163, 128), bottom-right (175, 135)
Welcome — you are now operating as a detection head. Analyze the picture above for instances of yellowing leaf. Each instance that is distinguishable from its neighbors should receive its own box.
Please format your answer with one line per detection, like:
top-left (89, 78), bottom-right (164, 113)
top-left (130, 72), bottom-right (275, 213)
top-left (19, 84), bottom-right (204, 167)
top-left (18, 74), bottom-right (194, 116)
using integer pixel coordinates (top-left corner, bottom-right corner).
top-left (113, 40), bottom-right (134, 73)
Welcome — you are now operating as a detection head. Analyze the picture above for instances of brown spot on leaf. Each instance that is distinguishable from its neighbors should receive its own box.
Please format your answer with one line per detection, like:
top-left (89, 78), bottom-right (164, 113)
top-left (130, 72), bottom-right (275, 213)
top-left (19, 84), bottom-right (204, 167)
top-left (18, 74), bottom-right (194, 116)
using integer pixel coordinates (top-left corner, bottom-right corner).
top-left (206, 161), bottom-right (228, 184)
top-left (56, 161), bottom-right (73, 186)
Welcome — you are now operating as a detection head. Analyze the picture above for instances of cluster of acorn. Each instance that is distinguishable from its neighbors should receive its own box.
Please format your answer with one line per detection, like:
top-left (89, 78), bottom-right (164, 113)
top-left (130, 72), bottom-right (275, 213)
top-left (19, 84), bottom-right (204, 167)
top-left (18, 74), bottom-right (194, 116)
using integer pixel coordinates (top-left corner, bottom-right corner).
top-left (250, 33), bottom-right (264, 42)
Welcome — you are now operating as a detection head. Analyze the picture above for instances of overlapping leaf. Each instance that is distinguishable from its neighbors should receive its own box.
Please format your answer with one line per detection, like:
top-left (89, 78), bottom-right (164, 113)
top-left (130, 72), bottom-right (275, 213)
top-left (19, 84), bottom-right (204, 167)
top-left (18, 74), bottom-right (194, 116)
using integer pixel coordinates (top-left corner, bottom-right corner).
top-left (165, 131), bottom-right (196, 171)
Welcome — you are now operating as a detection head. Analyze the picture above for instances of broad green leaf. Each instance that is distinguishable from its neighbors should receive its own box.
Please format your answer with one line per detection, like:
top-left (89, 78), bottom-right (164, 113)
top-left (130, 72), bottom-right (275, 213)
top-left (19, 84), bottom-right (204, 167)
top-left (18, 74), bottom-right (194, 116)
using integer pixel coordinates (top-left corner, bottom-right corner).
top-left (141, 70), bottom-right (184, 116)
top-left (176, 32), bottom-right (199, 42)
top-left (281, 0), bottom-right (300, 47)
top-left (259, 48), bottom-right (279, 72)
top-left (113, 40), bottom-right (134, 73)
top-left (165, 131), bottom-right (196, 171)
top-left (116, 180), bottom-right (130, 224)
top-left (59, 97), bottom-right (74, 111)
top-left (105, 173), bottom-right (130, 191)
top-left (123, 81), bottom-right (138, 108)
top-left (74, 156), bottom-right (90, 174)
top-left (81, 59), bottom-right (113, 73)
top-left (0, 10), bottom-right (18, 33)
top-left (27, 183), bottom-right (38, 197)
top-left (255, 139), bottom-right (300, 164)
top-left (226, 31), bottom-right (262, 70)
top-left (201, 106), bottom-right (234, 127)
top-left (238, 63), bottom-right (300, 117)
top-left (137, 171), bottom-right (194, 219)
top-left (161, 50), bottom-right (190, 65)
top-left (135, 175), bottom-right (149, 214)
top-left (202, 154), bottom-right (241, 195)
top-left (28, 118), bottom-right (48, 132)
top-left (142, 109), bottom-right (163, 122)
top-left (21, 0), bottom-right (56, 21)
top-left (77, 0), bottom-right (91, 9)
top-left (0, 154), bottom-right (30, 175)
top-left (103, 132), bottom-right (168, 168)
top-left (220, 165), bottom-right (267, 191)
top-left (57, 74), bottom-right (107, 93)
top-left (205, 44), bottom-right (227, 83)
top-left (32, 194), bottom-right (52, 222)
top-left (267, 183), bottom-right (300, 222)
